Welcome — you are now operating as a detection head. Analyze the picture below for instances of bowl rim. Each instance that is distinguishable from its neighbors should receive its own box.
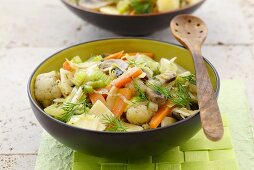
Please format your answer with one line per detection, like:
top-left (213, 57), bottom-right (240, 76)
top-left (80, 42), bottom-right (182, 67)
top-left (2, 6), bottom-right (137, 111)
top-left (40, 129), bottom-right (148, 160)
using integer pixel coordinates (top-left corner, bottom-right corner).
top-left (61, 0), bottom-right (206, 17)
top-left (27, 38), bottom-right (220, 135)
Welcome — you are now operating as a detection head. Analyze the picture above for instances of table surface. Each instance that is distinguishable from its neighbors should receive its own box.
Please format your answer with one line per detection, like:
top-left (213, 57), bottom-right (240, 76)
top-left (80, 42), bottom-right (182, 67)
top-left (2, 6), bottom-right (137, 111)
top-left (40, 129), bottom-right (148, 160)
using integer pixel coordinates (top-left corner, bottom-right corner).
top-left (0, 0), bottom-right (253, 169)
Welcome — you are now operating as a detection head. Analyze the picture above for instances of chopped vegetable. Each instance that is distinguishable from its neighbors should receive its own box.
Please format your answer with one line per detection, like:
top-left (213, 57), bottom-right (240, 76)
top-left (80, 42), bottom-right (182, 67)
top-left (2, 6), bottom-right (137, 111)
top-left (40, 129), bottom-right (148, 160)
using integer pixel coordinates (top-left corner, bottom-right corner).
top-left (127, 52), bottom-right (154, 58)
top-left (149, 103), bottom-right (174, 129)
top-left (75, 0), bottom-right (200, 15)
top-left (35, 71), bottom-right (62, 107)
top-left (161, 117), bottom-right (177, 127)
top-left (63, 60), bottom-right (72, 71)
top-left (36, 50), bottom-right (198, 132)
top-left (112, 88), bottom-right (132, 118)
top-left (113, 67), bottom-right (143, 87)
top-left (104, 50), bottom-right (124, 60)
top-left (89, 93), bottom-right (107, 106)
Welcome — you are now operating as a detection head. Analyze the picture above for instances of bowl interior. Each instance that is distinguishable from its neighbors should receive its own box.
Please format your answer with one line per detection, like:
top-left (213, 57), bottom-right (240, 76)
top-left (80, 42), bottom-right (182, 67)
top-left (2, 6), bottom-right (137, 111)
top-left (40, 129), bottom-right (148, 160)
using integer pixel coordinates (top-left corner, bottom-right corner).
top-left (29, 39), bottom-right (218, 108)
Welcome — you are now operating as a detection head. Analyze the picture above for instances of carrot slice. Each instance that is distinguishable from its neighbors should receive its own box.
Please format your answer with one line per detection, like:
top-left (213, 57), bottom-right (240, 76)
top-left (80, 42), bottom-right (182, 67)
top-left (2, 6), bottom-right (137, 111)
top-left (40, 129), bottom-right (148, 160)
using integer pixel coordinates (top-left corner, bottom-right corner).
top-left (63, 61), bottom-right (72, 71)
top-left (104, 50), bottom-right (124, 60)
top-left (149, 103), bottom-right (174, 129)
top-left (89, 93), bottom-right (107, 106)
top-left (113, 67), bottom-right (143, 88)
top-left (111, 88), bottom-right (132, 118)
top-left (127, 52), bottom-right (154, 58)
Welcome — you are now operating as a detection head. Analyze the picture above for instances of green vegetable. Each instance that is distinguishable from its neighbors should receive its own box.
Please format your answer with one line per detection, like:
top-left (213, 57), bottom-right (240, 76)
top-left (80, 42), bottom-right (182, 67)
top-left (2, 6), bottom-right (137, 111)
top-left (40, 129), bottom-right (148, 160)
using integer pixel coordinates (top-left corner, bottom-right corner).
top-left (148, 77), bottom-right (192, 108)
top-left (44, 104), bottom-right (65, 119)
top-left (132, 80), bottom-right (148, 102)
top-left (181, 74), bottom-right (196, 85)
top-left (82, 85), bottom-right (94, 94)
top-left (102, 114), bottom-right (127, 132)
top-left (60, 100), bottom-right (91, 122)
top-left (72, 70), bottom-right (87, 86)
top-left (71, 56), bottom-right (82, 64)
top-left (86, 80), bottom-right (106, 89)
top-left (130, 0), bottom-right (153, 14)
top-left (117, 0), bottom-right (130, 14)
top-left (86, 55), bottom-right (103, 62)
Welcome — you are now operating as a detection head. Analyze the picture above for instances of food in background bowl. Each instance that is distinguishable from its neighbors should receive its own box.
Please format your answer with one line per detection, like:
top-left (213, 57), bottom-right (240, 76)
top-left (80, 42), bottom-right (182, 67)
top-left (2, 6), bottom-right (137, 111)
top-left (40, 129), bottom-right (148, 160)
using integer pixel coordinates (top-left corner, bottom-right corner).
top-left (34, 51), bottom-right (199, 132)
top-left (70, 0), bottom-right (201, 15)
top-left (61, 0), bottom-right (206, 35)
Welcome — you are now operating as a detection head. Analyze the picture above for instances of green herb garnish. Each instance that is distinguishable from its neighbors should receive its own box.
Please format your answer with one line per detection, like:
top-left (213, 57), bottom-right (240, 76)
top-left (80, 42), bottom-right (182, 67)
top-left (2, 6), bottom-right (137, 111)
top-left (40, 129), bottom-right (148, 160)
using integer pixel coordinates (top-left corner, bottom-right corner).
top-left (148, 78), bottom-right (192, 108)
top-left (60, 100), bottom-right (91, 122)
top-left (102, 114), bottom-right (127, 132)
top-left (130, 0), bottom-right (153, 14)
top-left (181, 74), bottom-right (196, 85)
top-left (133, 80), bottom-right (148, 102)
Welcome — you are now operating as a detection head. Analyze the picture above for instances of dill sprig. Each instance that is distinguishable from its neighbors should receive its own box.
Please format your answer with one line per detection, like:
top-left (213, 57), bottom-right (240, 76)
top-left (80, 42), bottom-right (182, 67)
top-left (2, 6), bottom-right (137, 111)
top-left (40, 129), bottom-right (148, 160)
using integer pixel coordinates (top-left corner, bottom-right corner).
top-left (147, 82), bottom-right (171, 100)
top-left (181, 74), bottom-right (196, 85)
top-left (102, 114), bottom-right (127, 132)
top-left (60, 100), bottom-right (91, 122)
top-left (148, 79), bottom-right (192, 108)
top-left (132, 80), bottom-right (148, 102)
top-left (171, 80), bottom-right (192, 108)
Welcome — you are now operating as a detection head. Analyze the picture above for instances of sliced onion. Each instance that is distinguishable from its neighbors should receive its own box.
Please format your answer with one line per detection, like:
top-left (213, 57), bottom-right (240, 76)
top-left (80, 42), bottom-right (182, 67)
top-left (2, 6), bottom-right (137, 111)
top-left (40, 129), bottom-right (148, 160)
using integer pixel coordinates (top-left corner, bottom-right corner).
top-left (79, 0), bottom-right (114, 10)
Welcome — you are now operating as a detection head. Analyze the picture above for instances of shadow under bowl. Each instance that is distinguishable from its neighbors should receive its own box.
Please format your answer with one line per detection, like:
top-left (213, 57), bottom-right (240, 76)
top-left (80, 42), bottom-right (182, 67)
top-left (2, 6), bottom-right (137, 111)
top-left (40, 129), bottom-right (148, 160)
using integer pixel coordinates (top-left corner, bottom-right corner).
top-left (28, 38), bottom-right (219, 158)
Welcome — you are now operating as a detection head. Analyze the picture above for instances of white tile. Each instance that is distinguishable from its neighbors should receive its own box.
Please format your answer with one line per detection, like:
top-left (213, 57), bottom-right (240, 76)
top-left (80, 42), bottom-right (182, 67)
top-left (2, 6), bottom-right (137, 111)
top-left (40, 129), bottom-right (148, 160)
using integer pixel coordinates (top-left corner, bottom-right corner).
top-left (0, 0), bottom-right (252, 48)
top-left (203, 45), bottom-right (254, 116)
top-left (0, 48), bottom-right (60, 154)
top-left (0, 155), bottom-right (36, 170)
top-left (238, 0), bottom-right (254, 42)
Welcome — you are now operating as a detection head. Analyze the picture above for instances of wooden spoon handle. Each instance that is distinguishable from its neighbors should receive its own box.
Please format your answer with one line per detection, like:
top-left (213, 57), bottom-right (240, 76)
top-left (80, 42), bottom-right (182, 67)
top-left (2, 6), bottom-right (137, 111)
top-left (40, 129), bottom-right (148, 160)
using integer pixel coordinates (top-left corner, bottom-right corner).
top-left (190, 47), bottom-right (224, 141)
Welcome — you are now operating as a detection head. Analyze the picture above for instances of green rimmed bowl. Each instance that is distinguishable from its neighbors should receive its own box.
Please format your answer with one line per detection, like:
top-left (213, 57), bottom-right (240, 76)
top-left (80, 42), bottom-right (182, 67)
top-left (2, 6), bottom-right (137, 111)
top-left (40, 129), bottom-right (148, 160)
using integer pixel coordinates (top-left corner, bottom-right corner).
top-left (28, 39), bottom-right (219, 157)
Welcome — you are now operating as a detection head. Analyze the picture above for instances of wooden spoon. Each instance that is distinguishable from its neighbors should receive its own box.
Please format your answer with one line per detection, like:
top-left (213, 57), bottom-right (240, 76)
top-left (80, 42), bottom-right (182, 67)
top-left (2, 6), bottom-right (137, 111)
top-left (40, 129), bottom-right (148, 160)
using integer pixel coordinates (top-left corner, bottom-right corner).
top-left (170, 14), bottom-right (224, 141)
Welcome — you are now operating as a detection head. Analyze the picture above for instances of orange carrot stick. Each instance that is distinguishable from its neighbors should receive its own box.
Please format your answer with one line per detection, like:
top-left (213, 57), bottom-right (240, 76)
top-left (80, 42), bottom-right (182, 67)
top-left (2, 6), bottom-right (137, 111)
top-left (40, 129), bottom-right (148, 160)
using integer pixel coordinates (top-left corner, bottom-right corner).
top-left (89, 93), bottom-right (107, 106)
top-left (113, 67), bottom-right (143, 88)
top-left (104, 50), bottom-right (124, 60)
top-left (127, 52), bottom-right (154, 58)
top-left (63, 60), bottom-right (72, 71)
top-left (149, 103), bottom-right (174, 129)
top-left (111, 88), bottom-right (132, 118)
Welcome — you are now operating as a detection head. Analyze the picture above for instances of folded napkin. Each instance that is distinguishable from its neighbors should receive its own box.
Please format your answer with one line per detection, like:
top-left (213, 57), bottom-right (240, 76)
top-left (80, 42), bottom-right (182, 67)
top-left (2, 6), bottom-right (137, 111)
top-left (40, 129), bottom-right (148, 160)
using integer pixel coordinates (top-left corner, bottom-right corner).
top-left (35, 80), bottom-right (254, 170)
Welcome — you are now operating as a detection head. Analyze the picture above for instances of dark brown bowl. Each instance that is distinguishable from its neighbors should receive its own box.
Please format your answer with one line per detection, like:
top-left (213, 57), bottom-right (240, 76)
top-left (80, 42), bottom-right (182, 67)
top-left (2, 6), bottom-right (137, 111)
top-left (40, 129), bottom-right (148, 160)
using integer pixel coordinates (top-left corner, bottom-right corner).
top-left (61, 0), bottom-right (206, 35)
top-left (28, 39), bottom-right (219, 158)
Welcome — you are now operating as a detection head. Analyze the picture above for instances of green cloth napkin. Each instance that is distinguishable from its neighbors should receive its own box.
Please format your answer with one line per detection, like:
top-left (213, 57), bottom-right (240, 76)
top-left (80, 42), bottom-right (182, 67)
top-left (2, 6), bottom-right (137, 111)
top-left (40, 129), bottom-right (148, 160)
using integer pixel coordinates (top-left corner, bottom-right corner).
top-left (35, 80), bottom-right (254, 170)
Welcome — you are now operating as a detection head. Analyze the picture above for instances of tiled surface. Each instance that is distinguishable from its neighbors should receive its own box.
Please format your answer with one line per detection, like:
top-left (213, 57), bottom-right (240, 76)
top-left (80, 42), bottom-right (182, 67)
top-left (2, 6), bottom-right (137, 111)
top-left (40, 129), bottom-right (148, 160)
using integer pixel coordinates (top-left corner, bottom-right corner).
top-left (0, 0), bottom-right (253, 169)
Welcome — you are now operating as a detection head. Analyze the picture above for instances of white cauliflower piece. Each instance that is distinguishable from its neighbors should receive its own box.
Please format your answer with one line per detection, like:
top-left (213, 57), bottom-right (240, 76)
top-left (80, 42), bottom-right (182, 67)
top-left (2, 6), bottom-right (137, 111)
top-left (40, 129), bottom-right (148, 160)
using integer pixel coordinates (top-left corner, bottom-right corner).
top-left (58, 68), bottom-right (73, 97)
top-left (35, 71), bottom-right (62, 107)
top-left (126, 102), bottom-right (158, 125)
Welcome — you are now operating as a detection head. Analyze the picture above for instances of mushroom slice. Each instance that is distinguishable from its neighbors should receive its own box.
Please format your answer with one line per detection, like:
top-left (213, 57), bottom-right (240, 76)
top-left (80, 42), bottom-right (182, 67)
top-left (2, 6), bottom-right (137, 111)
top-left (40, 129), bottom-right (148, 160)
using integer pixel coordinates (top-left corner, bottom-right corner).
top-left (146, 87), bottom-right (166, 105)
top-left (79, 0), bottom-right (114, 10)
top-left (172, 108), bottom-right (199, 120)
top-left (99, 59), bottom-right (128, 77)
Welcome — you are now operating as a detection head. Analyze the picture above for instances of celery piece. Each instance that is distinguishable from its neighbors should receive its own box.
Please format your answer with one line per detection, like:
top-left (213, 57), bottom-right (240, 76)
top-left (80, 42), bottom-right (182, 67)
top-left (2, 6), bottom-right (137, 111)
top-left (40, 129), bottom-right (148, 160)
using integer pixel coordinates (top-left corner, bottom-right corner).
top-left (44, 104), bottom-right (65, 119)
top-left (86, 80), bottom-right (106, 89)
top-left (117, 0), bottom-right (130, 14)
top-left (87, 55), bottom-right (103, 62)
top-left (72, 70), bottom-right (87, 86)
top-left (82, 85), bottom-right (93, 93)
top-left (71, 56), bottom-right (82, 64)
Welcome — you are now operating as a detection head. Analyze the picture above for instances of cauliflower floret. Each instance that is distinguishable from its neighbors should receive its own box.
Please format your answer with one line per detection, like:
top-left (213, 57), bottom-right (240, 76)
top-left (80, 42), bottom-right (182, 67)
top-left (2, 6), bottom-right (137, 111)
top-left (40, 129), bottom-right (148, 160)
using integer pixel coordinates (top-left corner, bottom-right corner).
top-left (58, 68), bottom-right (74, 97)
top-left (126, 102), bottom-right (158, 125)
top-left (35, 71), bottom-right (62, 107)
